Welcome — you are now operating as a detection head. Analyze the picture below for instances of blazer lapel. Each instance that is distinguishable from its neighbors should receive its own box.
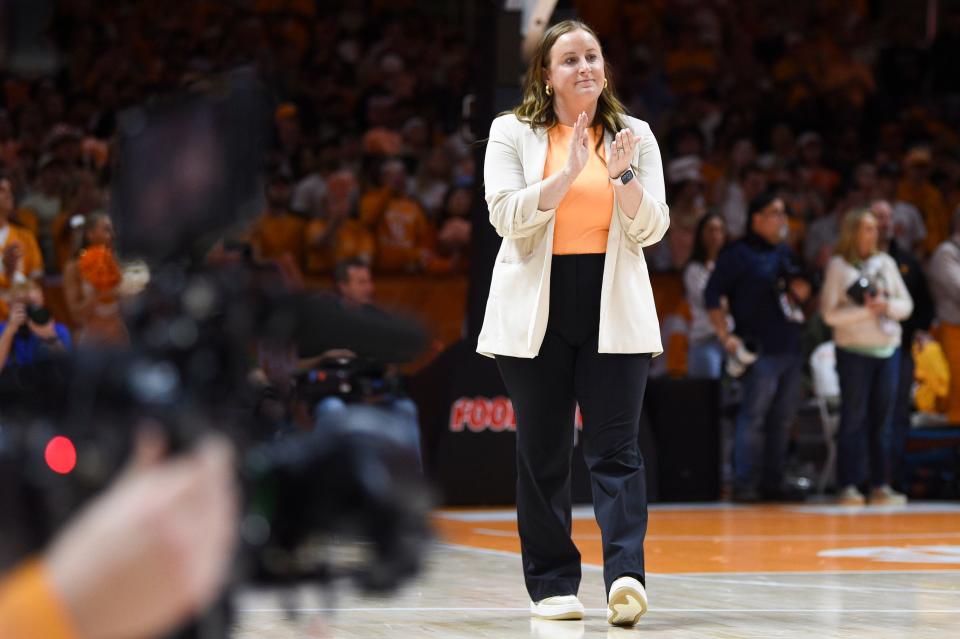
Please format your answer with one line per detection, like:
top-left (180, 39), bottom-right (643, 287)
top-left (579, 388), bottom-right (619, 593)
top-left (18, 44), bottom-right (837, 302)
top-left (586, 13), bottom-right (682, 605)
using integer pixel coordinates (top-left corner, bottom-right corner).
top-left (601, 127), bottom-right (619, 328)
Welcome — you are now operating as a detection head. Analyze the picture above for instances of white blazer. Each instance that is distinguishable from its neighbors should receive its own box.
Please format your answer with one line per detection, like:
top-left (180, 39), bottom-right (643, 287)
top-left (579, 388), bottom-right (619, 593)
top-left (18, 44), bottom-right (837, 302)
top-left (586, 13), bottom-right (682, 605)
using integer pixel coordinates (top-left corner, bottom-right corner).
top-left (477, 113), bottom-right (670, 359)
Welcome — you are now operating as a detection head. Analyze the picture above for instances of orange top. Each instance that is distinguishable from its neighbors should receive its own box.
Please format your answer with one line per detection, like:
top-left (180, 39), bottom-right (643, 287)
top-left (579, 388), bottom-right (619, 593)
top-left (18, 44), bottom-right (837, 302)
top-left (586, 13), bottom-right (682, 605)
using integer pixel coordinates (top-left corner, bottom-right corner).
top-left (250, 212), bottom-right (306, 269)
top-left (544, 124), bottom-right (613, 255)
top-left (0, 559), bottom-right (78, 639)
top-left (0, 223), bottom-right (44, 285)
top-left (304, 218), bottom-right (375, 274)
top-left (361, 190), bottom-right (433, 272)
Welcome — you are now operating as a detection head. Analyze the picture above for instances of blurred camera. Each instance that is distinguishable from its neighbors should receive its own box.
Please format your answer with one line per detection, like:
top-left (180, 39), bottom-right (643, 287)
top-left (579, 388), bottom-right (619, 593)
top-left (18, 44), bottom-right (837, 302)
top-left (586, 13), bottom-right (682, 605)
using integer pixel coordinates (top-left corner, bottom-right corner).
top-left (25, 303), bottom-right (51, 325)
top-left (846, 276), bottom-right (878, 306)
top-left (0, 68), bottom-right (432, 638)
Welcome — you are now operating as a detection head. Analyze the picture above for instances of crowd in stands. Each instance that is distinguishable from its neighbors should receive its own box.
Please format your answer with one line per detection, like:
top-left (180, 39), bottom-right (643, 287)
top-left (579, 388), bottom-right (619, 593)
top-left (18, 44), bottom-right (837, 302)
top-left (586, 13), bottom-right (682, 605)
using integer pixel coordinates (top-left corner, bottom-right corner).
top-left (2, 0), bottom-right (959, 500)
top-left (0, 0), bottom-right (476, 356)
top-left (570, 0), bottom-right (960, 501)
top-left (571, 1), bottom-right (960, 408)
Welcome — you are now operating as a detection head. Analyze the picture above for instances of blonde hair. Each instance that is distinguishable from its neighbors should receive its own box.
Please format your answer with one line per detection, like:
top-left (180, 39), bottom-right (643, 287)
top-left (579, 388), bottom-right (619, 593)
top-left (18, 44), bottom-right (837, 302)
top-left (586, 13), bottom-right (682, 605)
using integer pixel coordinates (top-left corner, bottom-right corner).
top-left (509, 20), bottom-right (628, 164)
top-left (834, 208), bottom-right (878, 265)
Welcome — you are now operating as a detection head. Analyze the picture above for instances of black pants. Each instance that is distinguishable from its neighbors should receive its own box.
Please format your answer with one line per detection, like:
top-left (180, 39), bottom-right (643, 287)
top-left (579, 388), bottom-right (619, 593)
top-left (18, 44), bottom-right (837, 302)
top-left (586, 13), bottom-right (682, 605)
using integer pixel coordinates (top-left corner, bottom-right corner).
top-left (495, 253), bottom-right (651, 602)
top-left (891, 345), bottom-right (914, 491)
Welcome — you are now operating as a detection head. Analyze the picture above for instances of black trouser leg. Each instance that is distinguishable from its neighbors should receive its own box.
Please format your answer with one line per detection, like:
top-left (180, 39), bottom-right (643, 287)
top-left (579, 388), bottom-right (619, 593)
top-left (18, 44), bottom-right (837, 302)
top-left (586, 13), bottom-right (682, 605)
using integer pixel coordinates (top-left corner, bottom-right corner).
top-left (576, 339), bottom-right (651, 594)
top-left (496, 333), bottom-right (581, 602)
top-left (891, 347), bottom-right (914, 491)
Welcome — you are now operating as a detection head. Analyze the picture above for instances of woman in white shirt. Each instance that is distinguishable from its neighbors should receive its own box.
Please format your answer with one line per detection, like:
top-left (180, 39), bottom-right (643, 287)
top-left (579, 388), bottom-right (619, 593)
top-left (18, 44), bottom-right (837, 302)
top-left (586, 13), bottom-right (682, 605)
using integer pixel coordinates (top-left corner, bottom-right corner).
top-left (684, 212), bottom-right (730, 378)
top-left (821, 208), bottom-right (913, 506)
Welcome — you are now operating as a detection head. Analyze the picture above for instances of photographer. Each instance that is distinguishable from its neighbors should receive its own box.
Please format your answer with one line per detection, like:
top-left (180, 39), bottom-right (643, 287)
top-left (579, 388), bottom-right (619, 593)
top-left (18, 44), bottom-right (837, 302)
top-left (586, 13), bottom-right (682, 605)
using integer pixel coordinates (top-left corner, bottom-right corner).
top-left (0, 431), bottom-right (237, 639)
top-left (704, 192), bottom-right (811, 502)
top-left (308, 258), bottom-right (423, 466)
top-left (821, 209), bottom-right (913, 506)
top-left (0, 281), bottom-right (71, 373)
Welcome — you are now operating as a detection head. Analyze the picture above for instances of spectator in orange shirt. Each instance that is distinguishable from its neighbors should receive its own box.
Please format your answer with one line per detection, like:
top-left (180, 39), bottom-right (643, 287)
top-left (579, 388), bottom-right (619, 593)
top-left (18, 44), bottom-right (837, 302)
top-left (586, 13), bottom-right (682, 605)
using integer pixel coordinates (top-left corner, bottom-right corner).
top-left (897, 147), bottom-right (950, 255)
top-left (304, 170), bottom-right (375, 274)
top-left (360, 159), bottom-right (433, 273)
top-left (0, 174), bottom-right (44, 296)
top-left (249, 170), bottom-right (306, 278)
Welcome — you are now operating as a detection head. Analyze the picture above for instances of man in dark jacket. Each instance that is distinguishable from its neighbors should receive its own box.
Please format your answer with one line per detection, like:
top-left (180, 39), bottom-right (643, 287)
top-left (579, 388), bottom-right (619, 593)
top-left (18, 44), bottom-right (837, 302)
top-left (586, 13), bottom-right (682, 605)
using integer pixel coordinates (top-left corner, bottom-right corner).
top-left (705, 192), bottom-right (812, 502)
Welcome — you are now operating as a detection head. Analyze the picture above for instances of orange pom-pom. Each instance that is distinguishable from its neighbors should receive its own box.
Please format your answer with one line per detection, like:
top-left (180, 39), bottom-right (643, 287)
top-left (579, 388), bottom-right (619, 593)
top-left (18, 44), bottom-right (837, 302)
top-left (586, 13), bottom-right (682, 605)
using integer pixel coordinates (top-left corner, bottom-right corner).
top-left (78, 245), bottom-right (122, 292)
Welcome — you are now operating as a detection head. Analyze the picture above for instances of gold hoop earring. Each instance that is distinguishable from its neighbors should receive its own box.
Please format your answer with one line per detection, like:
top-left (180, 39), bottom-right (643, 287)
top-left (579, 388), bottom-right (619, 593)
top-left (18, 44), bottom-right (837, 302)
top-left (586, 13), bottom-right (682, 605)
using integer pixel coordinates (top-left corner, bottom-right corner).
top-left (603, 78), bottom-right (608, 90)
top-left (545, 84), bottom-right (553, 96)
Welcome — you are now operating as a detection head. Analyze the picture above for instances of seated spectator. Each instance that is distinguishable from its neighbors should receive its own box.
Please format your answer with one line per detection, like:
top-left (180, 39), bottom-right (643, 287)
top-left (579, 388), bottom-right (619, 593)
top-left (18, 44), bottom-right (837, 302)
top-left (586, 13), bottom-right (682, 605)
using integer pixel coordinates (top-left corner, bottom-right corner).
top-left (0, 174), bottom-right (43, 310)
top-left (718, 163), bottom-right (767, 240)
top-left (62, 212), bottom-right (129, 346)
top-left (897, 147), bottom-right (950, 255)
top-left (304, 171), bottom-right (375, 274)
top-left (0, 281), bottom-right (72, 373)
top-left (804, 191), bottom-right (851, 273)
top-left (821, 208), bottom-right (913, 506)
top-left (428, 185), bottom-right (472, 273)
top-left (684, 212), bottom-right (731, 379)
top-left (249, 170), bottom-right (306, 280)
top-left (873, 163), bottom-right (927, 255)
top-left (666, 156), bottom-right (706, 268)
top-left (18, 154), bottom-right (65, 270)
top-left (290, 145), bottom-right (328, 218)
top-left (928, 206), bottom-right (960, 424)
top-left (360, 159), bottom-right (433, 273)
top-left (796, 132), bottom-right (840, 201)
top-left (413, 147), bottom-right (454, 220)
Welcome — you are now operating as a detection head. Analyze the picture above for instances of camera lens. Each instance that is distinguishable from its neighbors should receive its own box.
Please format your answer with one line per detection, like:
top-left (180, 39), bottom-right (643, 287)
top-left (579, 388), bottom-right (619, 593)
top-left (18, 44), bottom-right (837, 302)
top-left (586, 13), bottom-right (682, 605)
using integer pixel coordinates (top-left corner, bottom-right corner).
top-left (26, 304), bottom-right (51, 325)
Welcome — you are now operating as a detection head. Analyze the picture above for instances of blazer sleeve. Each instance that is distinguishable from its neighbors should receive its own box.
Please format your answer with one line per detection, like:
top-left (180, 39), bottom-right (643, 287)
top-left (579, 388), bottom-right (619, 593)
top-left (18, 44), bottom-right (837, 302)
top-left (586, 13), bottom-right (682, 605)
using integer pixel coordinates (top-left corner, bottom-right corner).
top-left (483, 116), bottom-right (555, 239)
top-left (617, 120), bottom-right (670, 247)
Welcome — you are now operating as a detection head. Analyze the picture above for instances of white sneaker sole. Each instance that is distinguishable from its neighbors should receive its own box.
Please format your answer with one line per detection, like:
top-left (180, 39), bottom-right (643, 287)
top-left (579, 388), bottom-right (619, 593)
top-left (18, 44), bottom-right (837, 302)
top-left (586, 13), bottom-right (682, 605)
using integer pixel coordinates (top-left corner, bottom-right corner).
top-left (529, 601), bottom-right (585, 621)
top-left (606, 583), bottom-right (648, 626)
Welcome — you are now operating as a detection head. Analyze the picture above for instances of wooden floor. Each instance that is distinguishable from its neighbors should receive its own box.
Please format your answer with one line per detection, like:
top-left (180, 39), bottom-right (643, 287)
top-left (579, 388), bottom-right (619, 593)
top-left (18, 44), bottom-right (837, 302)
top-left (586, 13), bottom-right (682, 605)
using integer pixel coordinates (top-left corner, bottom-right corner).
top-left (234, 502), bottom-right (960, 637)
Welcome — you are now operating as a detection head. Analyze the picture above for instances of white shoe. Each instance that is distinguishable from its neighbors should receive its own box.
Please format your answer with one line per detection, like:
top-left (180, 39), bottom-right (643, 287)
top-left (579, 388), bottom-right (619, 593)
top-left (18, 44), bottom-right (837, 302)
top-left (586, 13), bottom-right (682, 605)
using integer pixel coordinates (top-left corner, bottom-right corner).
top-left (869, 485), bottom-right (907, 506)
top-left (606, 576), bottom-right (648, 626)
top-left (530, 595), bottom-right (585, 620)
top-left (837, 485), bottom-right (866, 506)
top-left (530, 617), bottom-right (585, 639)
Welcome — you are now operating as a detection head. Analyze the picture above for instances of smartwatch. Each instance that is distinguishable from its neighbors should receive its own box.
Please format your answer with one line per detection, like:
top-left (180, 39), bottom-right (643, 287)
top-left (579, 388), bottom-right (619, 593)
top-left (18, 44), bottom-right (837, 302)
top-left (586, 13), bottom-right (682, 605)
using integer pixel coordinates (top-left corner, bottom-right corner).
top-left (611, 168), bottom-right (634, 185)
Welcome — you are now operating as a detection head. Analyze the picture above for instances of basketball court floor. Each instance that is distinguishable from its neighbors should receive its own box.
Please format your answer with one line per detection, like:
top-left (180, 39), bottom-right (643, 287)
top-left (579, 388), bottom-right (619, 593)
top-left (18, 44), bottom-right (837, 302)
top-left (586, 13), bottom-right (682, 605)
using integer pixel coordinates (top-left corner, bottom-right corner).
top-left (235, 502), bottom-right (960, 637)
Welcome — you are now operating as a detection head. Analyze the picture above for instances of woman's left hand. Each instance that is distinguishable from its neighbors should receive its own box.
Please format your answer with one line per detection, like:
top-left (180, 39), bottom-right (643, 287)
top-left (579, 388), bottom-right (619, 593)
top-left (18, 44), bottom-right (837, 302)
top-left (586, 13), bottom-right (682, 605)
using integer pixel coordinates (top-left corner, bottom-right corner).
top-left (608, 128), bottom-right (638, 179)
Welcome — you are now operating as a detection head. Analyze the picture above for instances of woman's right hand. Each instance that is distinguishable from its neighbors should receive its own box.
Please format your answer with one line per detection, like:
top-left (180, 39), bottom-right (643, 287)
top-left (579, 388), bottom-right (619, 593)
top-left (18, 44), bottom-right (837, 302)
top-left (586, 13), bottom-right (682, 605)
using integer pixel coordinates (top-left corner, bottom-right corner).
top-left (562, 111), bottom-right (590, 181)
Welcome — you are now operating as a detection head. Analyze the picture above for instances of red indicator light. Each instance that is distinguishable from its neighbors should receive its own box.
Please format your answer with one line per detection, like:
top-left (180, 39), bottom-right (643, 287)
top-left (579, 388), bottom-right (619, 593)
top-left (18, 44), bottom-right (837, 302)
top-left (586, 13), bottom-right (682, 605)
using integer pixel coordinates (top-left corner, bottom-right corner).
top-left (45, 436), bottom-right (77, 475)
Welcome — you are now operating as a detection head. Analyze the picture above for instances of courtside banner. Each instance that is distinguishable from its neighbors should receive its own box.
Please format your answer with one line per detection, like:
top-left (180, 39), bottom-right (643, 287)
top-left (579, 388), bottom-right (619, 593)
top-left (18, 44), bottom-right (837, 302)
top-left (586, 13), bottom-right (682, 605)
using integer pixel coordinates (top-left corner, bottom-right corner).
top-left (449, 397), bottom-right (583, 433)
top-left (410, 339), bottom-right (591, 505)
